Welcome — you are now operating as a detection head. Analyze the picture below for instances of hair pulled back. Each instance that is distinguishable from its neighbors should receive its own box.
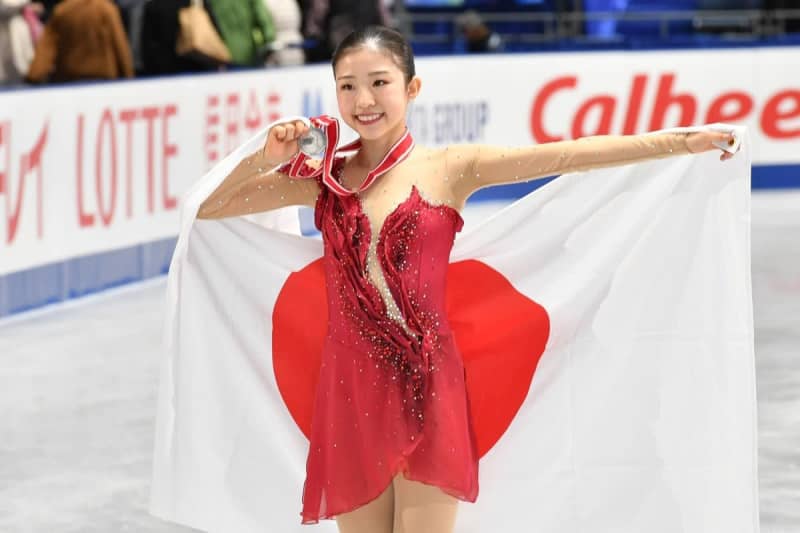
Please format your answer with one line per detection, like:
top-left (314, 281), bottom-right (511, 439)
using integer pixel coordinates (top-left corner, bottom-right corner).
top-left (332, 26), bottom-right (416, 85)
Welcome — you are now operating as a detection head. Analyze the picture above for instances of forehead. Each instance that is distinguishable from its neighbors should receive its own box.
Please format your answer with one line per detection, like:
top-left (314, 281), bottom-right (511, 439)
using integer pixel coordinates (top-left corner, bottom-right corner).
top-left (334, 47), bottom-right (402, 78)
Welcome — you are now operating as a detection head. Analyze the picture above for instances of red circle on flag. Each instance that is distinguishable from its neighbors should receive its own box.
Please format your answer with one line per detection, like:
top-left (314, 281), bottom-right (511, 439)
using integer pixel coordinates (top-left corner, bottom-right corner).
top-left (272, 259), bottom-right (550, 458)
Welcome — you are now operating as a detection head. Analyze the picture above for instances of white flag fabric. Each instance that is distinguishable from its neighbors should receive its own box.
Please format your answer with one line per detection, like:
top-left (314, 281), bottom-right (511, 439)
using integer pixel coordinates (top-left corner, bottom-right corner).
top-left (150, 124), bottom-right (758, 533)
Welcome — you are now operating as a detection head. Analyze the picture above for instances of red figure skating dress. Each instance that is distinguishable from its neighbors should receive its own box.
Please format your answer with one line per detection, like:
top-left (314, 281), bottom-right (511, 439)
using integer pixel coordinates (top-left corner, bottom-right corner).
top-left (300, 156), bottom-right (479, 523)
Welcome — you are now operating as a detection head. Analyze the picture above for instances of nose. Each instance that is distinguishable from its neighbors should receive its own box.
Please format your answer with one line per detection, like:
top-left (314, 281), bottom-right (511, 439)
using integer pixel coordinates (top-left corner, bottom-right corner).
top-left (355, 87), bottom-right (376, 110)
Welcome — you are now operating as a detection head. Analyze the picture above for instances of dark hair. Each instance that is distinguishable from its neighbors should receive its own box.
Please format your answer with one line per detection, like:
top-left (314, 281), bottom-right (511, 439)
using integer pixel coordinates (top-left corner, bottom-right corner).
top-left (331, 26), bottom-right (416, 85)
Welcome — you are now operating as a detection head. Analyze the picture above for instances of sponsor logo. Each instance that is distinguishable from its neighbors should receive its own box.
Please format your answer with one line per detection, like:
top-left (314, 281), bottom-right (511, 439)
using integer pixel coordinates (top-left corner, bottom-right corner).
top-left (530, 73), bottom-right (800, 142)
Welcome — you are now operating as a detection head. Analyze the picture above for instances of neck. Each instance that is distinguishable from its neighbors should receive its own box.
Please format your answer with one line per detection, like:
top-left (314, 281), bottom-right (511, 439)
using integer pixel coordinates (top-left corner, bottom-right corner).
top-left (355, 122), bottom-right (409, 169)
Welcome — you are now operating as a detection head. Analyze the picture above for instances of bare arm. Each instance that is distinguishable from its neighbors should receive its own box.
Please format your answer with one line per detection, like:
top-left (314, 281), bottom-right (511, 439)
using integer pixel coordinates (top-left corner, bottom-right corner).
top-left (448, 132), bottom-right (694, 203)
top-left (198, 118), bottom-right (319, 219)
top-left (197, 151), bottom-right (320, 219)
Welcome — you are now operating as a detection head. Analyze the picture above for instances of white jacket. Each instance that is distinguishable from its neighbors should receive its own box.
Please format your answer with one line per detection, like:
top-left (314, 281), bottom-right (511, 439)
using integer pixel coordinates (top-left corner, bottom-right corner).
top-left (262, 0), bottom-right (304, 66)
top-left (0, 0), bottom-right (34, 85)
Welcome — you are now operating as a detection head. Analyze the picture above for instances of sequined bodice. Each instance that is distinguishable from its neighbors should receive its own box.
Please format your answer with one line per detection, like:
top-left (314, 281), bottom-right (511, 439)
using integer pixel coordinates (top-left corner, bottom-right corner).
top-left (313, 161), bottom-right (464, 428)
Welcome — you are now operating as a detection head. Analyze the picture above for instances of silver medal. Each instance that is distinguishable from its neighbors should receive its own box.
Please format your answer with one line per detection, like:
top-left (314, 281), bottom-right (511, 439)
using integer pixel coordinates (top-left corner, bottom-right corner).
top-left (298, 127), bottom-right (327, 157)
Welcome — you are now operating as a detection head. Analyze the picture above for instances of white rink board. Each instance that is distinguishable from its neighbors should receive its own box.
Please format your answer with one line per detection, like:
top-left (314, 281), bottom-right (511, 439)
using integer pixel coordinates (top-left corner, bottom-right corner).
top-left (1, 48), bottom-right (798, 275)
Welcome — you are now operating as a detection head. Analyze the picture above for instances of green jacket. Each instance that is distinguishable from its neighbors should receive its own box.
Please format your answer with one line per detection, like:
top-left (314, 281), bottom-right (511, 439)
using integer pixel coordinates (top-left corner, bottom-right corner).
top-left (207, 0), bottom-right (275, 66)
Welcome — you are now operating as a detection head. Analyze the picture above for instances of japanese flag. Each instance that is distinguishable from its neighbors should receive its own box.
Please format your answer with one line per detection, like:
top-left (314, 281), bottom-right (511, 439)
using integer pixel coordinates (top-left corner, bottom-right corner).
top-left (150, 122), bottom-right (757, 533)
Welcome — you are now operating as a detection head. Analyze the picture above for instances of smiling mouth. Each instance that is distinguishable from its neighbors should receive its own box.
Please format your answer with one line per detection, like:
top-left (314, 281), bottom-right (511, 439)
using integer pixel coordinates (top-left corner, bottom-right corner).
top-left (355, 113), bottom-right (384, 124)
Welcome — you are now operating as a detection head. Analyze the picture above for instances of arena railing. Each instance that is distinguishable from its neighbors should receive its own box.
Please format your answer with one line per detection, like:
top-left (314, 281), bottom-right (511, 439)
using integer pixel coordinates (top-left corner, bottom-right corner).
top-left (397, 8), bottom-right (800, 47)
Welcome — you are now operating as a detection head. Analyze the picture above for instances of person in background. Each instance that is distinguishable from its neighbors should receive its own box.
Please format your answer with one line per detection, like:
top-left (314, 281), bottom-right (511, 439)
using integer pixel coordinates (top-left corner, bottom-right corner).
top-left (0, 0), bottom-right (42, 86)
top-left (37, 0), bottom-right (57, 19)
top-left (205, 0), bottom-right (275, 67)
top-left (454, 9), bottom-right (502, 53)
top-left (763, 0), bottom-right (800, 33)
top-left (140, 0), bottom-right (220, 76)
top-left (26, 0), bottom-right (133, 83)
top-left (262, 0), bottom-right (304, 66)
top-left (301, 0), bottom-right (392, 62)
top-left (114, 0), bottom-right (148, 75)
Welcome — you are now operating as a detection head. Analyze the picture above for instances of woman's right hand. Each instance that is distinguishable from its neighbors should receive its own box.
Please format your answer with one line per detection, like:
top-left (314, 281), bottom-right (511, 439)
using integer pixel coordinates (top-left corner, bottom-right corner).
top-left (262, 119), bottom-right (310, 167)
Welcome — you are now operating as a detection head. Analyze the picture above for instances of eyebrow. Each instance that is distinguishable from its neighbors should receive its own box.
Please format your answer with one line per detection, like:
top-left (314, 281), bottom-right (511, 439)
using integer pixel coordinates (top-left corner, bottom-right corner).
top-left (336, 70), bottom-right (391, 80)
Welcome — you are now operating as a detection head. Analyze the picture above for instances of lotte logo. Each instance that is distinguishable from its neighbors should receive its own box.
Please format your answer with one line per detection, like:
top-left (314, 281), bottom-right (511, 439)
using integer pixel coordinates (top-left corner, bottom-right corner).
top-left (531, 72), bottom-right (800, 142)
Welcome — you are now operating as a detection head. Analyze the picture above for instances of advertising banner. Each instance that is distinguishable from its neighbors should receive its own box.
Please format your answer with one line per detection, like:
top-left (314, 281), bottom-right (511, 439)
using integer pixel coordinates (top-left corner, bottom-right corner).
top-left (1, 47), bottom-right (797, 276)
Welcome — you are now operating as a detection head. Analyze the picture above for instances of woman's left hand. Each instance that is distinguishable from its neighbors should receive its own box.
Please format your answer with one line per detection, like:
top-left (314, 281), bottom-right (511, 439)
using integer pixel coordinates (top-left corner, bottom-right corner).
top-left (686, 131), bottom-right (739, 161)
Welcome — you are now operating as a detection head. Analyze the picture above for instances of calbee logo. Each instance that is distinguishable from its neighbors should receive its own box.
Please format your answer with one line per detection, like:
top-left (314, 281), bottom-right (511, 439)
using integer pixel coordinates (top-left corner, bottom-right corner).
top-left (530, 72), bottom-right (800, 142)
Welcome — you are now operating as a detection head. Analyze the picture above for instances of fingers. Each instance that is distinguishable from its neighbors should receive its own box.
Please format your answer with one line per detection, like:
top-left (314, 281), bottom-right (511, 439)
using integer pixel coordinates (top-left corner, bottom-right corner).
top-left (716, 131), bottom-right (736, 147)
top-left (707, 130), bottom-right (739, 161)
top-left (272, 120), bottom-right (309, 142)
top-left (708, 131), bottom-right (733, 145)
top-left (263, 120), bottom-right (311, 164)
top-left (272, 125), bottom-right (286, 141)
top-left (295, 120), bottom-right (310, 138)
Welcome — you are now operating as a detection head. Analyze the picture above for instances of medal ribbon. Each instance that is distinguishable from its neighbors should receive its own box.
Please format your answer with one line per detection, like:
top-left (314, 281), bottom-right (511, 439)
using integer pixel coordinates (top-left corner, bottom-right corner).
top-left (277, 115), bottom-right (414, 197)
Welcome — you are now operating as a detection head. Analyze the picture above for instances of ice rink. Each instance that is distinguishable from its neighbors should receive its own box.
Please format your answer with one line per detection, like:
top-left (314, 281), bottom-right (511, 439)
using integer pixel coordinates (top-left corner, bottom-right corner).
top-left (1, 192), bottom-right (798, 533)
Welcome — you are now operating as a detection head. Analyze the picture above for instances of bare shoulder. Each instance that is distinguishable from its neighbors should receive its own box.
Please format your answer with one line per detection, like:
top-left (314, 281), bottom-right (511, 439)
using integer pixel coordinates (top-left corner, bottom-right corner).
top-left (408, 144), bottom-right (472, 168)
top-left (405, 145), bottom-right (446, 184)
top-left (410, 144), bottom-right (473, 159)
top-left (409, 144), bottom-right (443, 164)
top-left (418, 144), bottom-right (477, 191)
top-left (396, 145), bottom-right (465, 208)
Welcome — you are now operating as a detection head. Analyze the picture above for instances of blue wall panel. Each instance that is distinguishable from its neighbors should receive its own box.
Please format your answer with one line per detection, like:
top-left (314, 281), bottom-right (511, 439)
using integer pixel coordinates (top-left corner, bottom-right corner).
top-left (66, 246), bottom-right (143, 298)
top-left (3, 262), bottom-right (65, 315)
top-left (0, 237), bottom-right (176, 318)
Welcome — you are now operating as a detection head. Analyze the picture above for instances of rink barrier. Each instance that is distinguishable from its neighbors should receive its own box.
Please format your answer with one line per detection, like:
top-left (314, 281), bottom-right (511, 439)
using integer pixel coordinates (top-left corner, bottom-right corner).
top-left (2, 48), bottom-right (799, 318)
top-left (0, 238), bottom-right (175, 316)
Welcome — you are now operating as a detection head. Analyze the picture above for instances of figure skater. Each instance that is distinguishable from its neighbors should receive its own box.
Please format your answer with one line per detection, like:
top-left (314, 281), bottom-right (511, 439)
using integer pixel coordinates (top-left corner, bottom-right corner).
top-left (195, 25), bottom-right (739, 533)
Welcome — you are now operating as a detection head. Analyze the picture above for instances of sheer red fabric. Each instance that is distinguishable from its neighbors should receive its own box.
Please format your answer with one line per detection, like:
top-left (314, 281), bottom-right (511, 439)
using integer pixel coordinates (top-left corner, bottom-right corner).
top-left (301, 160), bottom-right (479, 524)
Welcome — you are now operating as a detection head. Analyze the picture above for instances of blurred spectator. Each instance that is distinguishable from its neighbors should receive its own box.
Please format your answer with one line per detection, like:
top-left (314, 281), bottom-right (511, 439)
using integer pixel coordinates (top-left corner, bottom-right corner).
top-left (37, 0), bottom-right (57, 19)
top-left (262, 0), bottom-right (304, 66)
top-left (455, 9), bottom-right (502, 53)
top-left (302, 0), bottom-right (393, 62)
top-left (115, 0), bottom-right (147, 74)
top-left (26, 0), bottom-right (133, 83)
top-left (205, 0), bottom-right (275, 67)
top-left (0, 0), bottom-right (42, 86)
top-left (764, 0), bottom-right (800, 33)
top-left (140, 0), bottom-right (219, 76)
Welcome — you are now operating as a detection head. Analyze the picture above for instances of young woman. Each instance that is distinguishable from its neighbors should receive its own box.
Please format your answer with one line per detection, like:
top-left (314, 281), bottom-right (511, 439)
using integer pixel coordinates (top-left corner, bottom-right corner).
top-left (196, 25), bottom-right (738, 533)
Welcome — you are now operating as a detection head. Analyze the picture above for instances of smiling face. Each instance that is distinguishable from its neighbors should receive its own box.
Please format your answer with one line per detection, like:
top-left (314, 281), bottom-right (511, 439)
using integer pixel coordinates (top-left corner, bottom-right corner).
top-left (334, 45), bottom-right (421, 143)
